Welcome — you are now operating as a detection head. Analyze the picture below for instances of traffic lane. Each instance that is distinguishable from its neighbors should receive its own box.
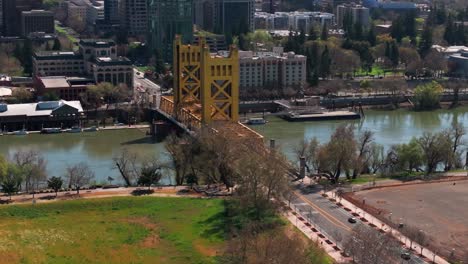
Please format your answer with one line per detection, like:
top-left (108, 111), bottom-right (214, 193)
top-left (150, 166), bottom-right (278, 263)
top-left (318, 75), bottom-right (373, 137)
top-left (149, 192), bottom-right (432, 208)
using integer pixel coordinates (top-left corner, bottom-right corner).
top-left (294, 185), bottom-right (428, 263)
top-left (290, 196), bottom-right (352, 248)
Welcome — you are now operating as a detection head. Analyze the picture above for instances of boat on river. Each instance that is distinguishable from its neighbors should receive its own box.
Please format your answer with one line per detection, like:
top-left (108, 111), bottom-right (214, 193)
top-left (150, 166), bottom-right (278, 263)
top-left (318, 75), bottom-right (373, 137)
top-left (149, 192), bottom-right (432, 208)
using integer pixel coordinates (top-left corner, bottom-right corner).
top-left (64, 126), bottom-right (82, 133)
top-left (41, 127), bottom-right (62, 134)
top-left (13, 129), bottom-right (28, 135)
top-left (245, 118), bottom-right (267, 125)
top-left (83, 126), bottom-right (99, 132)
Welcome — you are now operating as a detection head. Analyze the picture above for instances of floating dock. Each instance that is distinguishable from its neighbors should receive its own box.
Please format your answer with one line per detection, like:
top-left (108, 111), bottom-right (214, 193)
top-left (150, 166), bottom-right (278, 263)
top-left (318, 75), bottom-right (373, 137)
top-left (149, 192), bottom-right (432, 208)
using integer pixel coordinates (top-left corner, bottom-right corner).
top-left (282, 110), bottom-right (361, 122)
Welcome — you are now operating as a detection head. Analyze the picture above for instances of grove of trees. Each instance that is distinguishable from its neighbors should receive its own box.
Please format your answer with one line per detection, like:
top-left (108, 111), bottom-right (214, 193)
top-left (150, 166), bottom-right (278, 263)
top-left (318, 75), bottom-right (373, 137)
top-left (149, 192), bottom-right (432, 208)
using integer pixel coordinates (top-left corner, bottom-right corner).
top-left (295, 122), bottom-right (466, 182)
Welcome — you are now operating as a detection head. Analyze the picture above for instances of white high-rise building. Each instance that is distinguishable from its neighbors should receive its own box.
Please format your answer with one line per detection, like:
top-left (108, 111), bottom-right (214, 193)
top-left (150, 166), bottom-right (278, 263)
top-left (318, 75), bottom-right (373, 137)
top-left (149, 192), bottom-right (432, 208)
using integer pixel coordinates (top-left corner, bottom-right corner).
top-left (238, 47), bottom-right (307, 90)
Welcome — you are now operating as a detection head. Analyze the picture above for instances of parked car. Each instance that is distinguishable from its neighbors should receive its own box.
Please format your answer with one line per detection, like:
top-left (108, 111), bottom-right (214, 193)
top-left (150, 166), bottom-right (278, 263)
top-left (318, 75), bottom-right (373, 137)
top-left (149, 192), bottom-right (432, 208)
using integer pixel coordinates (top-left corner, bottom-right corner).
top-left (348, 217), bottom-right (357, 224)
top-left (401, 252), bottom-right (411, 260)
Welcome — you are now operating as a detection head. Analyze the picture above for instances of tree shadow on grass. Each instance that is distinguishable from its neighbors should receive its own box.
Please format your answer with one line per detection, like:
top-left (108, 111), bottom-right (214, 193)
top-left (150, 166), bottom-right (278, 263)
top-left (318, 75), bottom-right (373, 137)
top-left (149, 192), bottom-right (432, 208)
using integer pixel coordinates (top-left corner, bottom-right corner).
top-left (198, 210), bottom-right (229, 241)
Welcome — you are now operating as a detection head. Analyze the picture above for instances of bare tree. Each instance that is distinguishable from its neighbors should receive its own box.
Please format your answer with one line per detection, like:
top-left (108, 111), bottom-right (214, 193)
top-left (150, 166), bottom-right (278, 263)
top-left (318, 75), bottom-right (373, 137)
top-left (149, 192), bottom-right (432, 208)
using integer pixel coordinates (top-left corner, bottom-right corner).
top-left (445, 123), bottom-right (466, 171)
top-left (223, 223), bottom-right (327, 264)
top-left (343, 224), bottom-right (401, 263)
top-left (11, 150), bottom-right (47, 196)
top-left (113, 148), bottom-right (140, 186)
top-left (65, 162), bottom-right (95, 195)
top-left (417, 132), bottom-right (452, 175)
top-left (315, 125), bottom-right (357, 183)
top-left (352, 130), bottom-right (374, 179)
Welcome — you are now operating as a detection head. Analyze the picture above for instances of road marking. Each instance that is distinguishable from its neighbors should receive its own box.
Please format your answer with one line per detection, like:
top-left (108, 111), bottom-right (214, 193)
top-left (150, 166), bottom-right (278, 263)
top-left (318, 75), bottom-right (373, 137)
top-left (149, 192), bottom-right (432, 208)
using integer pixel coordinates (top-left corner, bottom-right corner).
top-left (294, 191), bottom-right (353, 232)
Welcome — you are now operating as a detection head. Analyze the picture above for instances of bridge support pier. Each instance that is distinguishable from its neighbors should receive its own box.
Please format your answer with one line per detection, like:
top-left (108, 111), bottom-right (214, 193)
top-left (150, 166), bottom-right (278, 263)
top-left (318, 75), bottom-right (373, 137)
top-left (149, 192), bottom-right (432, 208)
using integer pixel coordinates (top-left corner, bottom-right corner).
top-left (150, 120), bottom-right (172, 142)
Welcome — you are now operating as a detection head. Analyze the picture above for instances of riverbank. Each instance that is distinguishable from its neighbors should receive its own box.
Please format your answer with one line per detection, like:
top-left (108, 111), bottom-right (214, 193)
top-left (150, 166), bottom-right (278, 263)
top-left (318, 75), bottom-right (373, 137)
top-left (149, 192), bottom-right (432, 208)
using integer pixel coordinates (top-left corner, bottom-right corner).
top-left (0, 124), bottom-right (150, 136)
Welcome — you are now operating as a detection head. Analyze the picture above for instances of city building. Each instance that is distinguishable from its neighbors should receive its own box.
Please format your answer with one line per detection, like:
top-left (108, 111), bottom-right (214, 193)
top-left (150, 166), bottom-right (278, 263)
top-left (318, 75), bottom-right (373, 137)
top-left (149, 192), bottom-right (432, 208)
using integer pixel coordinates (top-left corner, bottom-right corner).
top-left (193, 35), bottom-right (227, 52)
top-left (3, 0), bottom-right (43, 36)
top-left (33, 51), bottom-right (85, 76)
top-left (21, 10), bottom-right (55, 37)
top-left (120, 0), bottom-right (148, 36)
top-left (148, 0), bottom-right (193, 62)
top-left (448, 51), bottom-right (468, 77)
top-left (0, 100), bottom-right (84, 131)
top-left (32, 39), bottom-right (133, 89)
top-left (336, 4), bottom-right (370, 28)
top-left (91, 57), bottom-right (133, 88)
top-left (238, 47), bottom-right (306, 91)
top-left (254, 12), bottom-right (334, 32)
top-left (193, 0), bottom-right (254, 35)
top-left (85, 0), bottom-right (104, 31)
top-left (67, 0), bottom-right (88, 32)
top-left (34, 76), bottom-right (93, 100)
top-left (104, 0), bottom-right (120, 24)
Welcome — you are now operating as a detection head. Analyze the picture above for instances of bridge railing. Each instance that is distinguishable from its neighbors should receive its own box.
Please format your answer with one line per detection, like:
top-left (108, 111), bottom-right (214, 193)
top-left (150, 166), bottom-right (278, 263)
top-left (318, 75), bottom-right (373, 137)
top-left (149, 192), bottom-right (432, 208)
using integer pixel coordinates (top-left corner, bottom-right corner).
top-left (160, 96), bottom-right (202, 130)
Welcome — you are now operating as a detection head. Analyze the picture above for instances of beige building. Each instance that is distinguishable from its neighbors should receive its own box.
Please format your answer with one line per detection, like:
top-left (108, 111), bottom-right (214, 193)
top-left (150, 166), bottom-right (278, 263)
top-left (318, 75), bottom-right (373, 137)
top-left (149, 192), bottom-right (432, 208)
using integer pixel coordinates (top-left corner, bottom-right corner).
top-left (92, 57), bottom-right (133, 88)
top-left (33, 51), bottom-right (85, 76)
top-left (33, 39), bottom-right (133, 88)
top-left (238, 47), bottom-right (306, 90)
top-left (67, 0), bottom-right (88, 31)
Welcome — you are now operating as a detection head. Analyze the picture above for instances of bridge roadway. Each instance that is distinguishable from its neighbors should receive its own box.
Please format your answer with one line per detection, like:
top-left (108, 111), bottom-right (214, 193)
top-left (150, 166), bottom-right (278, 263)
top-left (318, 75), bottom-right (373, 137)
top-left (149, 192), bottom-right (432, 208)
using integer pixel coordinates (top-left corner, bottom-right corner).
top-left (156, 97), bottom-right (428, 263)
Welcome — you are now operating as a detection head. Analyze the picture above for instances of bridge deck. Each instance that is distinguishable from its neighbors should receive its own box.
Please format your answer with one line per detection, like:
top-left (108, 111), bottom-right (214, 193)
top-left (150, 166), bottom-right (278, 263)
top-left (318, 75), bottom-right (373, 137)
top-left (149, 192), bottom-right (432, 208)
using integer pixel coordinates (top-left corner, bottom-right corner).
top-left (160, 96), bottom-right (264, 141)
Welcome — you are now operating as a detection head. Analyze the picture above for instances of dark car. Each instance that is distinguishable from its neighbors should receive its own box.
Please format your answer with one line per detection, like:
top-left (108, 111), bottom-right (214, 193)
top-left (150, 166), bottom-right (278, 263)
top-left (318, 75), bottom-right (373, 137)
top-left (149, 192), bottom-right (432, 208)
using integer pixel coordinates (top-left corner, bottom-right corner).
top-left (401, 252), bottom-right (411, 260)
top-left (348, 217), bottom-right (357, 223)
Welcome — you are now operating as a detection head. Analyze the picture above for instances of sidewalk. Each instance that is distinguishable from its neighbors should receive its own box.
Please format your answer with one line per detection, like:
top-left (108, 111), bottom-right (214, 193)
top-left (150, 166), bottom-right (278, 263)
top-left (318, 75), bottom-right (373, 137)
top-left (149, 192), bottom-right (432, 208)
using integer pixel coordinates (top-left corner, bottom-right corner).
top-left (327, 190), bottom-right (449, 264)
top-left (283, 208), bottom-right (350, 263)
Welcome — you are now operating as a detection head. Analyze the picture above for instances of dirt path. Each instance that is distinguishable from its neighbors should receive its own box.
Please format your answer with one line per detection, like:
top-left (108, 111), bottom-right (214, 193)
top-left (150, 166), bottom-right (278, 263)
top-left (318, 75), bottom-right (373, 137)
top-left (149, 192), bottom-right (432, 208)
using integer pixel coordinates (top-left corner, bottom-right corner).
top-left (0, 186), bottom-right (203, 206)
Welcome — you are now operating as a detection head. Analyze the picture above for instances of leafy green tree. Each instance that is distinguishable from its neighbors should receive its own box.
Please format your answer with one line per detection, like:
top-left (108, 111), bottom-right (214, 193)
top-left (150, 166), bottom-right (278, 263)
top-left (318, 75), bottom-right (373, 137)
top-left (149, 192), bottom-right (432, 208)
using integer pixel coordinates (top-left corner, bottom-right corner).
top-left (367, 26), bottom-right (376, 46)
top-left (418, 25), bottom-right (433, 57)
top-left (390, 17), bottom-right (404, 42)
top-left (52, 38), bottom-right (61, 51)
top-left (47, 176), bottom-right (63, 197)
top-left (42, 92), bottom-right (59, 101)
top-left (320, 24), bottom-right (328, 41)
top-left (319, 45), bottom-right (331, 78)
top-left (138, 163), bottom-right (162, 190)
top-left (395, 139), bottom-right (424, 172)
top-left (153, 48), bottom-right (165, 74)
top-left (308, 26), bottom-right (318, 41)
top-left (0, 155), bottom-right (8, 179)
top-left (1, 165), bottom-right (23, 200)
top-left (414, 81), bottom-right (444, 110)
top-left (21, 39), bottom-right (33, 75)
top-left (417, 132), bottom-right (452, 175)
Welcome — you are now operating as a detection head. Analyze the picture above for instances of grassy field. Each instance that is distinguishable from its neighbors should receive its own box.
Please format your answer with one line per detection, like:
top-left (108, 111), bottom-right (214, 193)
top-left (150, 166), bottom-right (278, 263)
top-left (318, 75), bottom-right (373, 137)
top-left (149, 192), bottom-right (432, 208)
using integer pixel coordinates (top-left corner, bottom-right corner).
top-left (0, 197), bottom-right (226, 264)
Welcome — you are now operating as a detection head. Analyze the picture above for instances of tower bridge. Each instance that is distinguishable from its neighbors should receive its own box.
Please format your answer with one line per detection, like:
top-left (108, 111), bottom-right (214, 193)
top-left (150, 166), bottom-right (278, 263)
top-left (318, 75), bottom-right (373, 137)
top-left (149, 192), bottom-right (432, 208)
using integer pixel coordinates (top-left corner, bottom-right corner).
top-left (156, 36), bottom-right (264, 143)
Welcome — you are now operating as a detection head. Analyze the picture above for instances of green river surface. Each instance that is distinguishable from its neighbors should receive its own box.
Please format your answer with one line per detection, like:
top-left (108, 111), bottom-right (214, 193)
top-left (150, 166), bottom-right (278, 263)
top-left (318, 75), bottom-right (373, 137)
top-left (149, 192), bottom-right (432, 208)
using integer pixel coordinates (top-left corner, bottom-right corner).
top-left (1, 107), bottom-right (468, 184)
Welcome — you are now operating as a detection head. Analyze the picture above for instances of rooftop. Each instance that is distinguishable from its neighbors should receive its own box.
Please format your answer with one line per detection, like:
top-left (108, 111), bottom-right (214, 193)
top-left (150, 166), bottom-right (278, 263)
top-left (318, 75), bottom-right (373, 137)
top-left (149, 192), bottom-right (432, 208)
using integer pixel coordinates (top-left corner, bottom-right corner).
top-left (79, 39), bottom-right (116, 48)
top-left (34, 51), bottom-right (83, 60)
top-left (94, 57), bottom-right (132, 66)
top-left (0, 100), bottom-right (83, 117)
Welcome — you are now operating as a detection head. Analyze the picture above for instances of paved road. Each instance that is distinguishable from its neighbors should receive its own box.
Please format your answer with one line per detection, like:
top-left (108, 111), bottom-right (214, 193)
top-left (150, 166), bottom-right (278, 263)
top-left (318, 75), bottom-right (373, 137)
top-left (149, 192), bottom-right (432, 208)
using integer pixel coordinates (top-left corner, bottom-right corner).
top-left (133, 69), bottom-right (160, 107)
top-left (290, 183), bottom-right (427, 264)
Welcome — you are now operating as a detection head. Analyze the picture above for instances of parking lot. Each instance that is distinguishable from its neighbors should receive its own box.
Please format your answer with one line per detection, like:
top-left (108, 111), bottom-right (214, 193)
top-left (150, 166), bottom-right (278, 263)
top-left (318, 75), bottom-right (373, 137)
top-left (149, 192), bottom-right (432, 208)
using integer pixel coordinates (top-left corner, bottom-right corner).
top-left (352, 180), bottom-right (468, 261)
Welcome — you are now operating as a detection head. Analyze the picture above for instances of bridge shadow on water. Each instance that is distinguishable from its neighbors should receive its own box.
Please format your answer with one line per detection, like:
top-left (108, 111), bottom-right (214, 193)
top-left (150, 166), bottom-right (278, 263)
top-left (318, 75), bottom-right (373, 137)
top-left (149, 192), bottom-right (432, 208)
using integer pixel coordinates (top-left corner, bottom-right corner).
top-left (120, 137), bottom-right (159, 145)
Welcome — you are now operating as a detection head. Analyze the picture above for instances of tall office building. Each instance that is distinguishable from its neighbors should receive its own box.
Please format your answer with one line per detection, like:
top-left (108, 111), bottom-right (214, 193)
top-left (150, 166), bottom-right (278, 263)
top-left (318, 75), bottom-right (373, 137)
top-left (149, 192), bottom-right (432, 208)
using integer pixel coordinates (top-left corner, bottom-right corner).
top-left (3, 0), bottom-right (43, 36)
top-left (336, 4), bottom-right (370, 28)
top-left (193, 0), bottom-right (254, 35)
top-left (104, 0), bottom-right (120, 24)
top-left (120, 0), bottom-right (147, 36)
top-left (148, 0), bottom-right (193, 62)
top-left (21, 10), bottom-right (55, 37)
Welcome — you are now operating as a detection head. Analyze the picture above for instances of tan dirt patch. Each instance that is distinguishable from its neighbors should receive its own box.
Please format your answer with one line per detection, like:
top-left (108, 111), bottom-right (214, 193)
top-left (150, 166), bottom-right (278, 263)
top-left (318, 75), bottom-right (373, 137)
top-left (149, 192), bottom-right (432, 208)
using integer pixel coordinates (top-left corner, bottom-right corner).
top-left (126, 217), bottom-right (160, 248)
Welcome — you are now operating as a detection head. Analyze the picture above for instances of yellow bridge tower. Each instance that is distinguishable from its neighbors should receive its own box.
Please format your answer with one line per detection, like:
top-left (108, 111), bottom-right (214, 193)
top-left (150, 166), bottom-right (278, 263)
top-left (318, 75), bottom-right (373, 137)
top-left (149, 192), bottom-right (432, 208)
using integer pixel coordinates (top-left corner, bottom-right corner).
top-left (173, 35), bottom-right (239, 124)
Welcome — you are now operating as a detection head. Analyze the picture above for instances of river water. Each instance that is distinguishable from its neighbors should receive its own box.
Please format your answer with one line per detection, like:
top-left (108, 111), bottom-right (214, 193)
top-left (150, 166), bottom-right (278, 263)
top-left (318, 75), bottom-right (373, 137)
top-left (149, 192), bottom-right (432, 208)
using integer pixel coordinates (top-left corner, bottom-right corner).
top-left (1, 107), bottom-right (468, 183)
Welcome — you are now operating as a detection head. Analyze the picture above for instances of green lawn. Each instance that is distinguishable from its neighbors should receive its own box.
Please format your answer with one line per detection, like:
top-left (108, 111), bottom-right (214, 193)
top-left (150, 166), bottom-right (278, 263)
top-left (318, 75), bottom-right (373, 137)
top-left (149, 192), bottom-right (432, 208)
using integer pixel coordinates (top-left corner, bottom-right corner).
top-left (0, 197), bottom-right (226, 264)
top-left (55, 25), bottom-right (78, 43)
